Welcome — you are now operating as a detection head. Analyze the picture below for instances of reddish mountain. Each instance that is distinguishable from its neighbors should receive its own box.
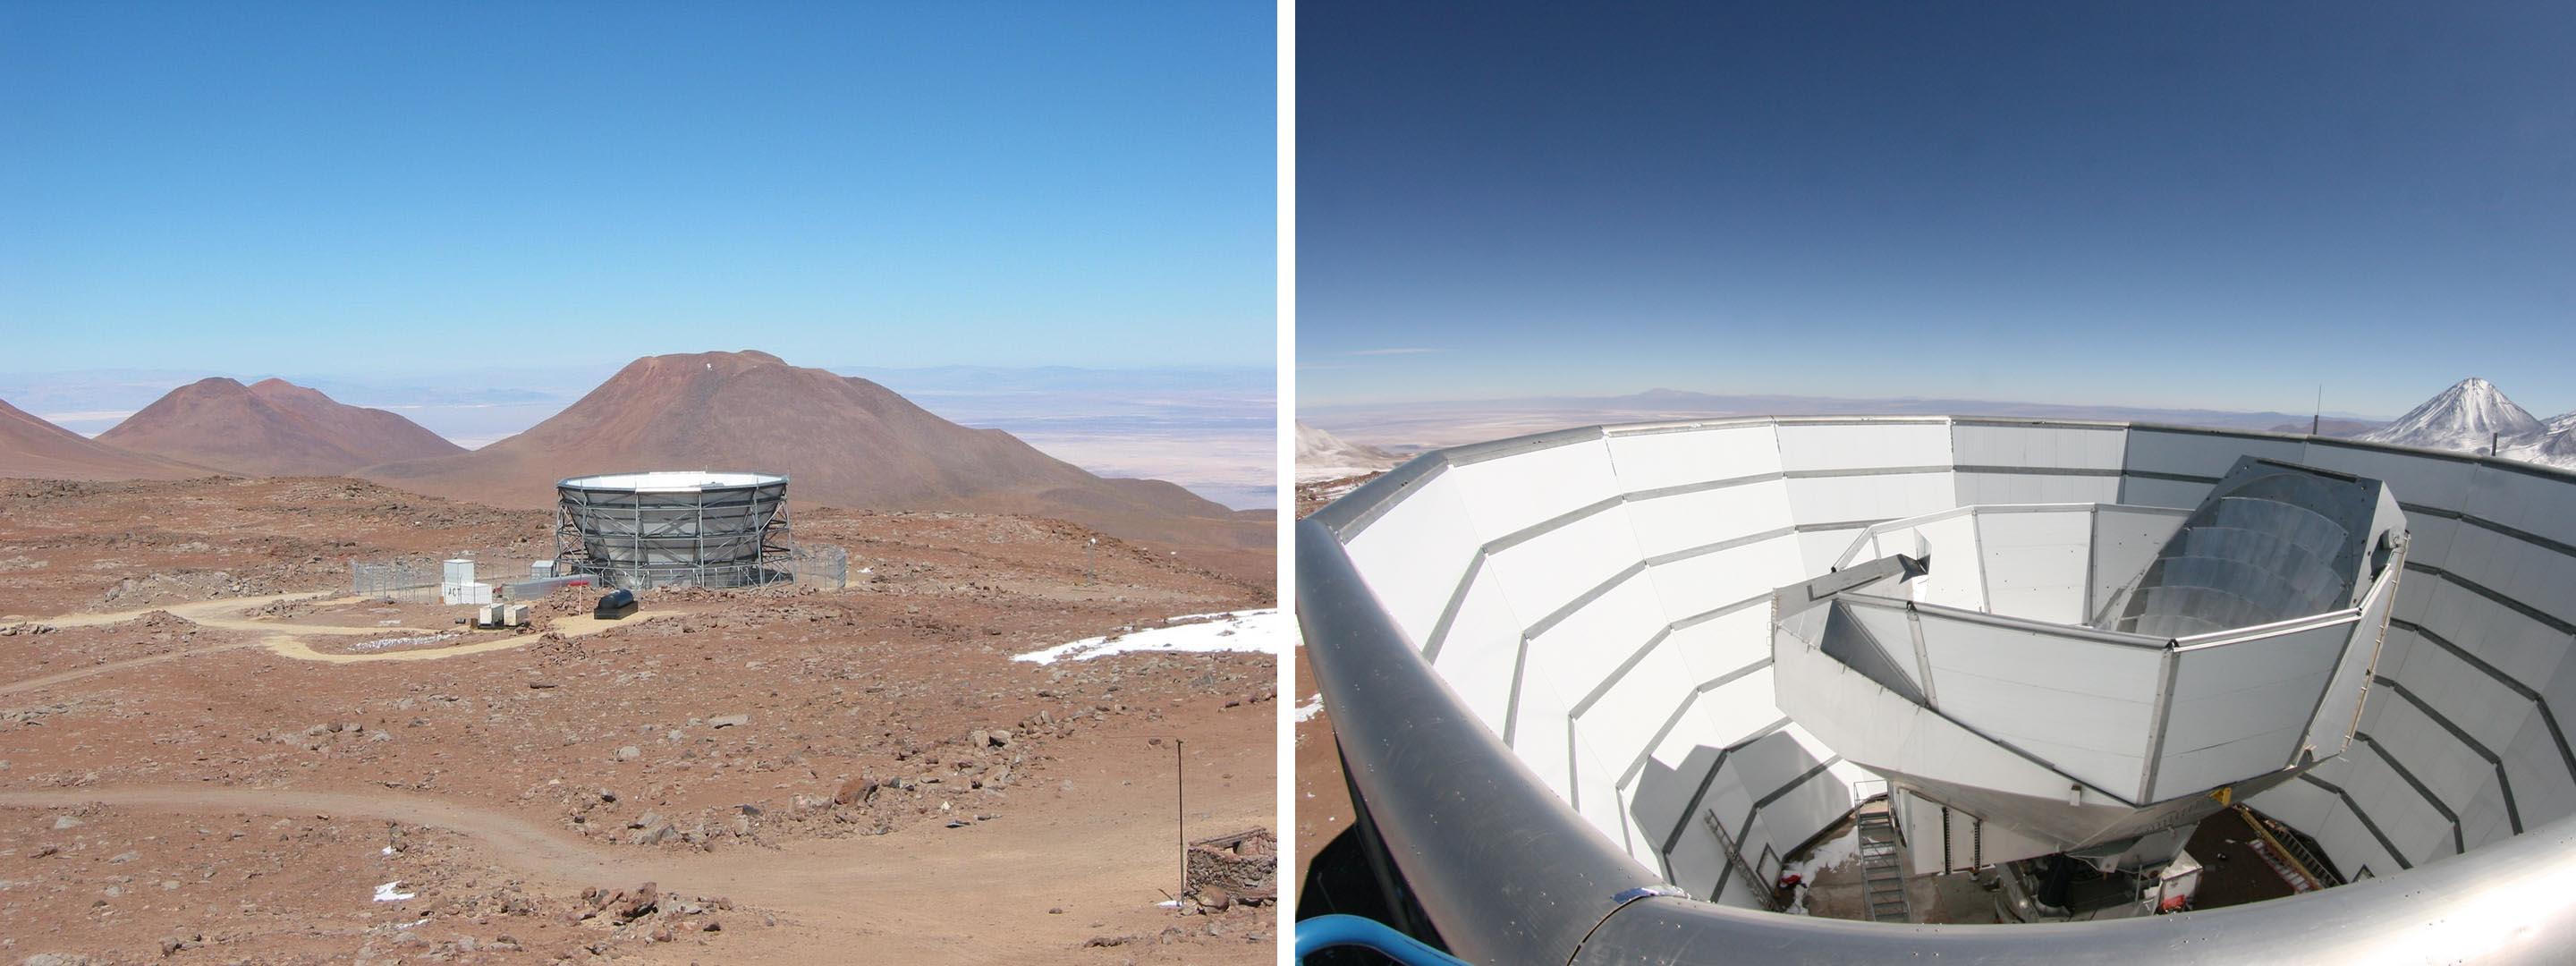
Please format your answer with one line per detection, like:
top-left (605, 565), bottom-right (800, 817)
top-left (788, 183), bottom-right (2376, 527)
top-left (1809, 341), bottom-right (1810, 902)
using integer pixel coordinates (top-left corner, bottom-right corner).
top-left (97, 377), bottom-right (464, 477)
top-left (0, 397), bottom-right (209, 480)
top-left (359, 350), bottom-right (1270, 564)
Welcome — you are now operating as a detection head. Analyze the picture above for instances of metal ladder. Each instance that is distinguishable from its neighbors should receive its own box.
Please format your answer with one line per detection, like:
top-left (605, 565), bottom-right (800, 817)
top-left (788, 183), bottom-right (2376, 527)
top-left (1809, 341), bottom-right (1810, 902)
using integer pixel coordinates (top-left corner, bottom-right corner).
top-left (1855, 805), bottom-right (1912, 922)
top-left (2236, 804), bottom-right (2340, 890)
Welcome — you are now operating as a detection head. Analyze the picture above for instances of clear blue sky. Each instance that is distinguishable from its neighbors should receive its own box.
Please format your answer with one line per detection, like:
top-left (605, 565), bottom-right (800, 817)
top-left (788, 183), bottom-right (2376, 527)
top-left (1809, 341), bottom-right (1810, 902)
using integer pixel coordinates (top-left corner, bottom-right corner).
top-left (2, 3), bottom-right (1273, 374)
top-left (1298, 3), bottom-right (2576, 419)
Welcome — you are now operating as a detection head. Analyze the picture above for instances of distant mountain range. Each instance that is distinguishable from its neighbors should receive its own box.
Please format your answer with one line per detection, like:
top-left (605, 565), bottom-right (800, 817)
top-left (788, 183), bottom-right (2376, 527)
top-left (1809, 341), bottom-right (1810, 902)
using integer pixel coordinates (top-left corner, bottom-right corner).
top-left (360, 350), bottom-right (1268, 558)
top-left (0, 397), bottom-right (207, 481)
top-left (97, 377), bottom-right (464, 476)
top-left (0, 351), bottom-right (1270, 578)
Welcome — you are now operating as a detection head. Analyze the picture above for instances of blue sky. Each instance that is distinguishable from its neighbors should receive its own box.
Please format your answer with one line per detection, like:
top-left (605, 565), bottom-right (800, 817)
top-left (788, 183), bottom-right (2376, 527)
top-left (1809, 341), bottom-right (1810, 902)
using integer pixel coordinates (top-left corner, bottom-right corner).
top-left (1298, 3), bottom-right (2576, 419)
top-left (2, 3), bottom-right (1274, 374)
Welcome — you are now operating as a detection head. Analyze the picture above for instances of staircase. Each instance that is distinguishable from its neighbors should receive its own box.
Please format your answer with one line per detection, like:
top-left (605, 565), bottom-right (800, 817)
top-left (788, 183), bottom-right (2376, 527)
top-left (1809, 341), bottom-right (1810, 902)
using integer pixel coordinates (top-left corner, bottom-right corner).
top-left (1855, 804), bottom-right (1912, 922)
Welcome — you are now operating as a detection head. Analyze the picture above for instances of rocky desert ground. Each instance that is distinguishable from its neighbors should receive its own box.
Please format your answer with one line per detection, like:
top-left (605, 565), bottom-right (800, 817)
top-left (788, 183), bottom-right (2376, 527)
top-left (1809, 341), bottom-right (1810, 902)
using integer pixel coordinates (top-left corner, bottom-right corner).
top-left (0, 477), bottom-right (1278, 964)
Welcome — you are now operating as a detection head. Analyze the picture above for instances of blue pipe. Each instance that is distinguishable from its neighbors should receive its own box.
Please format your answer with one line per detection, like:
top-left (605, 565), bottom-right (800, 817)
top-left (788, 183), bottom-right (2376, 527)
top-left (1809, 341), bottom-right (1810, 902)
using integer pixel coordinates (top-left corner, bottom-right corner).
top-left (1295, 914), bottom-right (1472, 965)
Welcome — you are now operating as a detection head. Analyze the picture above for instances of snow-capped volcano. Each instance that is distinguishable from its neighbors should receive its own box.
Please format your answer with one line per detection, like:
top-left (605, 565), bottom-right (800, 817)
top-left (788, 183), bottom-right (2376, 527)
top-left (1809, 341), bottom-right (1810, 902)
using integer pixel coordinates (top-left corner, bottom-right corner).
top-left (1297, 420), bottom-right (1400, 482)
top-left (2358, 378), bottom-right (2545, 454)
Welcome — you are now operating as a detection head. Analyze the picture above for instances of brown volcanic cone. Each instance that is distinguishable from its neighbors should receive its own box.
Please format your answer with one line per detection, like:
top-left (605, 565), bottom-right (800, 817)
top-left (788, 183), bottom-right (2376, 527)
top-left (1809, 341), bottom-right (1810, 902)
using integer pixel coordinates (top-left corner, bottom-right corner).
top-left (97, 377), bottom-right (465, 477)
top-left (0, 397), bottom-right (211, 480)
top-left (360, 350), bottom-right (1271, 561)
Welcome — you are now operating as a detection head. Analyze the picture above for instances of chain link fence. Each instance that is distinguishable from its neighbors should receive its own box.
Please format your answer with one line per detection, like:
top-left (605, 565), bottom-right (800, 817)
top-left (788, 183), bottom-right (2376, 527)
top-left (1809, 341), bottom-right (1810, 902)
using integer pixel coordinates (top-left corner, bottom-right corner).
top-left (349, 556), bottom-right (443, 603)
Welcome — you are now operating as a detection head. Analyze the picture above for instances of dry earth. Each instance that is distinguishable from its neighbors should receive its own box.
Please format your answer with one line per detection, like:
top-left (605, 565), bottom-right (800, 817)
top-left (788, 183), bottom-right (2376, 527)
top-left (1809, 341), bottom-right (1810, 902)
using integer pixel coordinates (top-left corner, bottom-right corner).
top-left (0, 477), bottom-right (1279, 964)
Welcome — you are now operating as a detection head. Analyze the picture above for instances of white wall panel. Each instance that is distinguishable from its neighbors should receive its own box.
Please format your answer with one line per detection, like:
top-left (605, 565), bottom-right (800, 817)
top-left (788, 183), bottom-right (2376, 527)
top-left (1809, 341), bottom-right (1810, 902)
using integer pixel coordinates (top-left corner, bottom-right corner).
top-left (2116, 476), bottom-right (2212, 510)
top-left (1978, 510), bottom-right (2092, 623)
top-left (1513, 672), bottom-right (1580, 796)
top-left (1624, 479), bottom-right (1794, 559)
top-left (1530, 575), bottom-right (1671, 704)
top-left (1482, 507), bottom-right (1647, 629)
top-left (1555, 591), bottom-right (1694, 762)
top-left (2300, 443), bottom-right (2477, 513)
top-left (1605, 425), bottom-right (1782, 492)
top-left (1954, 471), bottom-right (2123, 506)
top-left (2401, 513), bottom-right (2465, 572)
top-left (1799, 528), bottom-right (1874, 578)
top-left (1699, 667), bottom-right (1788, 748)
top-left (1568, 733), bottom-right (1631, 851)
top-left (1669, 606), bottom-right (1775, 684)
top-left (1648, 536), bottom-right (1807, 620)
top-left (2503, 713), bottom-right (2576, 827)
top-left (2123, 428), bottom-right (2306, 481)
top-left (1784, 471), bottom-right (1954, 527)
top-left (1775, 421), bottom-right (1953, 473)
top-left (2419, 580), bottom-right (2568, 693)
top-left (1445, 436), bottom-right (1621, 539)
top-left (1343, 472), bottom-right (1485, 649)
top-left (2465, 465), bottom-right (2576, 554)
top-left (1952, 424), bottom-right (2127, 470)
top-left (1427, 572), bottom-right (1530, 734)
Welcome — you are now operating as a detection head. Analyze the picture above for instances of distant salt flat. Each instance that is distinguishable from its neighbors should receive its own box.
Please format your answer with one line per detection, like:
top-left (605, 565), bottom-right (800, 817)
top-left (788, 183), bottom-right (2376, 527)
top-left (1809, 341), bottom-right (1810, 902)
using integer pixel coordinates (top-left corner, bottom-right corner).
top-left (1012, 609), bottom-right (1284, 665)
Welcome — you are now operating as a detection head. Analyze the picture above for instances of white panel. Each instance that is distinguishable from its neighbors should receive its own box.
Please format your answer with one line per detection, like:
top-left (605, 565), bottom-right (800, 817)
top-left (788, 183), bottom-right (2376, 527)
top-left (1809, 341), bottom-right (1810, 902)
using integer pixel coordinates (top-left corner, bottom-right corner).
top-left (1784, 471), bottom-right (1955, 528)
top-left (2444, 523), bottom-right (2576, 630)
top-left (1695, 666), bottom-right (1787, 748)
top-left (2122, 428), bottom-right (2306, 481)
top-left (1955, 471), bottom-right (2123, 506)
top-left (1578, 636), bottom-right (1709, 778)
top-left (2400, 513), bottom-right (2464, 572)
top-left (1798, 528), bottom-right (1871, 578)
top-left (1902, 513), bottom-right (1987, 612)
top-left (1670, 606), bottom-right (1775, 684)
top-left (1775, 421), bottom-right (1953, 473)
top-left (2117, 476), bottom-right (2212, 510)
top-left (1977, 510), bottom-right (2092, 623)
top-left (2089, 507), bottom-right (2187, 622)
top-left (1537, 574), bottom-right (1678, 733)
top-left (1481, 506), bottom-right (1647, 629)
top-left (1916, 614), bottom-right (2160, 795)
top-left (1513, 671), bottom-right (1580, 798)
top-left (1444, 436), bottom-right (1621, 539)
top-left (1568, 733), bottom-right (1631, 852)
top-left (1648, 535), bottom-right (1806, 621)
top-left (1343, 472), bottom-right (1486, 650)
top-left (1624, 479), bottom-right (1794, 559)
top-left (1842, 601), bottom-right (1925, 691)
top-left (1604, 425), bottom-right (1783, 493)
top-left (2299, 443), bottom-right (2478, 513)
top-left (2503, 712), bottom-right (2576, 828)
top-left (1426, 572), bottom-right (1529, 735)
top-left (2245, 775), bottom-right (2340, 834)
top-left (2419, 580), bottom-right (2569, 692)
top-left (2157, 622), bottom-right (2352, 800)
top-left (2465, 463), bottom-right (2576, 555)
top-left (1952, 424), bottom-right (2128, 470)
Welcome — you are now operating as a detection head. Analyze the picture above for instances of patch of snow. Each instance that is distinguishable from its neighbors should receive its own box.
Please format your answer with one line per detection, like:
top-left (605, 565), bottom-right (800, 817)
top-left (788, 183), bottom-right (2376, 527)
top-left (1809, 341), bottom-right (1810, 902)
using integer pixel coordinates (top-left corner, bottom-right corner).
top-left (1778, 828), bottom-right (1863, 916)
top-left (1012, 609), bottom-right (1284, 665)
top-left (352, 632), bottom-right (460, 653)
top-left (373, 881), bottom-right (416, 902)
top-left (1296, 421), bottom-right (1400, 483)
top-left (1294, 693), bottom-right (1325, 724)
